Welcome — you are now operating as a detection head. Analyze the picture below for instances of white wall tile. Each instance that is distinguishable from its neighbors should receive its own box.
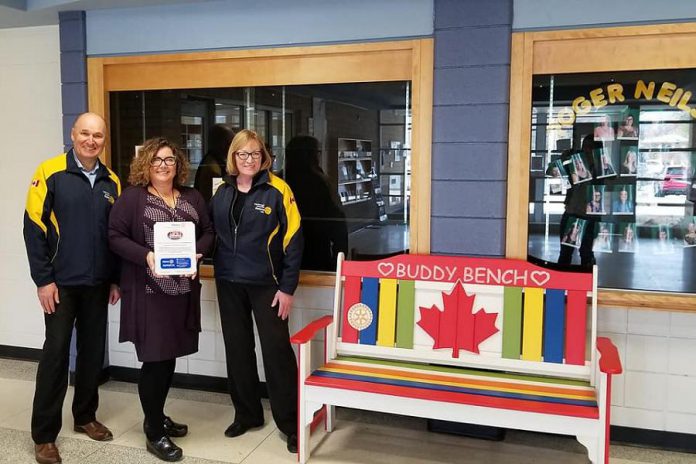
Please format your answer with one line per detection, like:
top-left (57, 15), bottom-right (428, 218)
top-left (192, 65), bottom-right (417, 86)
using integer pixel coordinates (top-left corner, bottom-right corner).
top-left (609, 368), bottom-right (625, 407)
top-left (666, 411), bottom-right (696, 435)
top-left (612, 406), bottom-right (664, 430)
top-left (189, 330), bottom-right (216, 361)
top-left (597, 307), bottom-right (627, 334)
top-left (188, 359), bottom-right (227, 378)
top-left (109, 350), bottom-right (135, 368)
top-left (624, 372), bottom-right (667, 410)
top-left (200, 300), bottom-right (219, 331)
top-left (175, 357), bottom-right (189, 374)
top-left (625, 335), bottom-right (668, 373)
top-left (668, 338), bottom-right (696, 376)
top-left (200, 279), bottom-right (217, 301)
top-left (215, 332), bottom-right (227, 363)
top-left (667, 375), bottom-right (696, 414)
top-left (670, 312), bottom-right (696, 339)
top-left (627, 310), bottom-right (670, 336)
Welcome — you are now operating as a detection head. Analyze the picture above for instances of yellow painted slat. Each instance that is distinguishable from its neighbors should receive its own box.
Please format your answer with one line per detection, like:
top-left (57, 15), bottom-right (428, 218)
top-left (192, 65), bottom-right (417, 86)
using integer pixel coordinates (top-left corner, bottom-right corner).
top-left (376, 279), bottom-right (398, 347)
top-left (521, 287), bottom-right (544, 361)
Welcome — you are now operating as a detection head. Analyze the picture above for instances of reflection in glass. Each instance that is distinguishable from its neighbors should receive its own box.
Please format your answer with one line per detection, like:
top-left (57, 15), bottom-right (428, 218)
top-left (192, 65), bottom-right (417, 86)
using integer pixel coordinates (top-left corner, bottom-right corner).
top-left (110, 82), bottom-right (411, 271)
top-left (527, 70), bottom-right (696, 293)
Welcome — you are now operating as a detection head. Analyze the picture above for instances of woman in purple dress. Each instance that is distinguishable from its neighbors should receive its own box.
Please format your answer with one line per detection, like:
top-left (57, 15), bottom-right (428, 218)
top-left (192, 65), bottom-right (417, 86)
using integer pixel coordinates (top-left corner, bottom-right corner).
top-left (109, 137), bottom-right (214, 461)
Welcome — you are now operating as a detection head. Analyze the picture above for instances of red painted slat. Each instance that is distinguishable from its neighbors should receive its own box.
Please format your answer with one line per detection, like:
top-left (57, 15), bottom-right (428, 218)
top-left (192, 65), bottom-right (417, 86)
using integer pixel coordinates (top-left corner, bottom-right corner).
top-left (341, 254), bottom-right (592, 291)
top-left (306, 376), bottom-right (599, 419)
top-left (341, 276), bottom-right (361, 343)
top-left (565, 291), bottom-right (588, 366)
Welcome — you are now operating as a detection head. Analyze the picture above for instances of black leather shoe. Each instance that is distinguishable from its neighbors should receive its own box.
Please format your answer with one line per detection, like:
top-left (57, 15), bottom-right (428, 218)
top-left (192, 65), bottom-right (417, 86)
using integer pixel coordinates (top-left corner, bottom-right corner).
top-left (286, 433), bottom-right (298, 453)
top-left (224, 421), bottom-right (263, 438)
top-left (163, 416), bottom-right (188, 438)
top-left (146, 436), bottom-right (183, 462)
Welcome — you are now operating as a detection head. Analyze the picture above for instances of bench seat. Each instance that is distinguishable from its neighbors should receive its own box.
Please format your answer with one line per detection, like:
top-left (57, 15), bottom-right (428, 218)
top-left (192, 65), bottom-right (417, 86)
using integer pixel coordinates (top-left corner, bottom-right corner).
top-left (307, 355), bottom-right (598, 419)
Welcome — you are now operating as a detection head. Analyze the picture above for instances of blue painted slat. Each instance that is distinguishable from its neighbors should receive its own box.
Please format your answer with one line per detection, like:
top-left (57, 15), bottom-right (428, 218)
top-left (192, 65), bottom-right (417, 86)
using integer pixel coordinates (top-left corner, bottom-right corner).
top-left (543, 289), bottom-right (566, 364)
top-left (359, 278), bottom-right (379, 345)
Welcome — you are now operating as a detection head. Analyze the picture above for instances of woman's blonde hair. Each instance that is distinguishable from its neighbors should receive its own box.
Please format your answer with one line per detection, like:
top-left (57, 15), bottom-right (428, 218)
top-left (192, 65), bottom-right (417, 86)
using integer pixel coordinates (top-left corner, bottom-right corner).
top-left (128, 137), bottom-right (189, 187)
top-left (226, 129), bottom-right (273, 176)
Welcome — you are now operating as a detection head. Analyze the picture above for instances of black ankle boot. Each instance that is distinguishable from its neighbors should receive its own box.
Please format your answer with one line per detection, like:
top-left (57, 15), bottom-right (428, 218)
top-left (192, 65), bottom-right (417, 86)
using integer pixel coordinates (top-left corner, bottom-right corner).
top-left (163, 416), bottom-right (188, 437)
top-left (146, 435), bottom-right (183, 462)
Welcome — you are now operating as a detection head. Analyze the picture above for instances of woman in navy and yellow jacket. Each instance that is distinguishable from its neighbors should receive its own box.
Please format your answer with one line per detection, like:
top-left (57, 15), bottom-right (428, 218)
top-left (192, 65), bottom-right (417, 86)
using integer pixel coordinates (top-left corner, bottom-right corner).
top-left (210, 129), bottom-right (302, 453)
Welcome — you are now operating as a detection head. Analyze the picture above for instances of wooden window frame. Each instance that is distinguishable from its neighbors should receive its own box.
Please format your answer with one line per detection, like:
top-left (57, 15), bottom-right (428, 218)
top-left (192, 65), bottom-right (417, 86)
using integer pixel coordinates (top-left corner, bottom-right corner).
top-left (507, 23), bottom-right (696, 312)
top-left (88, 39), bottom-right (433, 287)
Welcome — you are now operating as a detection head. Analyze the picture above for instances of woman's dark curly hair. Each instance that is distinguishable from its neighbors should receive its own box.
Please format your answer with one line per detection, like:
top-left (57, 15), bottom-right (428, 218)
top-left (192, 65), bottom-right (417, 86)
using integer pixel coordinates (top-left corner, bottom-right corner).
top-left (128, 137), bottom-right (189, 187)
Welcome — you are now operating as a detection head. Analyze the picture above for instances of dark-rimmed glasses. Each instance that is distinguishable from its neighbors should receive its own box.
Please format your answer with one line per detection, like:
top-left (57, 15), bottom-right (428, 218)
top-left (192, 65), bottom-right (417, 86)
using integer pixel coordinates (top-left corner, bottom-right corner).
top-left (150, 156), bottom-right (177, 167)
top-left (235, 151), bottom-right (263, 160)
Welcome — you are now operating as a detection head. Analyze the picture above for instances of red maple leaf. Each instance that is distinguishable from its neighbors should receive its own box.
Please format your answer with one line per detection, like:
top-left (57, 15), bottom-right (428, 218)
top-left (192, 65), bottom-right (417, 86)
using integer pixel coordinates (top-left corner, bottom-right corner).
top-left (417, 282), bottom-right (498, 357)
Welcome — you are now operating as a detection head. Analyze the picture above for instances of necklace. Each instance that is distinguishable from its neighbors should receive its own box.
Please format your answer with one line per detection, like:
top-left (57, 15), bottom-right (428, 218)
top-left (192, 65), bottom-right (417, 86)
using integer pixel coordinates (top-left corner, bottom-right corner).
top-left (150, 184), bottom-right (178, 210)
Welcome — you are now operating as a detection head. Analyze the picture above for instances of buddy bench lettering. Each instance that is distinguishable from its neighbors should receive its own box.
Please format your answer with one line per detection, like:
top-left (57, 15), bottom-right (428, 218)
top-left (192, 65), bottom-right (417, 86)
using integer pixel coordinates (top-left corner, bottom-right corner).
top-left (291, 253), bottom-right (622, 463)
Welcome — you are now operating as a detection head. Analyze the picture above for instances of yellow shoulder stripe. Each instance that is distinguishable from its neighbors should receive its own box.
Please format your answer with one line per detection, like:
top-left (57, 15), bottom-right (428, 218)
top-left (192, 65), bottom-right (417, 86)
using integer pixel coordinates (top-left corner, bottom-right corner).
top-left (268, 173), bottom-right (301, 251)
top-left (25, 154), bottom-right (67, 234)
top-left (107, 167), bottom-right (122, 195)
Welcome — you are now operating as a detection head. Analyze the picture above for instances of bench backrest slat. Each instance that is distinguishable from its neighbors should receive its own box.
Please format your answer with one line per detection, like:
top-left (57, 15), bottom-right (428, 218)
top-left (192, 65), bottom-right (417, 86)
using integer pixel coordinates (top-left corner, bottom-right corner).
top-left (501, 287), bottom-right (523, 359)
top-left (543, 289), bottom-right (566, 364)
top-left (359, 278), bottom-right (379, 345)
top-left (377, 279), bottom-right (398, 347)
top-left (566, 290), bottom-right (589, 366)
top-left (395, 280), bottom-right (416, 349)
top-left (341, 276), bottom-right (361, 343)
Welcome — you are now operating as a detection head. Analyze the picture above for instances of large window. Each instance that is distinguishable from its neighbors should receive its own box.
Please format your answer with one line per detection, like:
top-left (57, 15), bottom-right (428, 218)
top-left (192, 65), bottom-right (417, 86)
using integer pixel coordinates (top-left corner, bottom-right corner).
top-left (527, 70), bottom-right (696, 293)
top-left (89, 40), bottom-right (433, 281)
top-left (109, 84), bottom-right (412, 272)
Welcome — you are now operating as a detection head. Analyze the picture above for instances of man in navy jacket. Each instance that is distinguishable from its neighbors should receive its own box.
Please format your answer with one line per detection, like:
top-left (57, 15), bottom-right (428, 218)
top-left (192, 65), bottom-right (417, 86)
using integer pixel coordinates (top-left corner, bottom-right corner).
top-left (23, 113), bottom-right (121, 464)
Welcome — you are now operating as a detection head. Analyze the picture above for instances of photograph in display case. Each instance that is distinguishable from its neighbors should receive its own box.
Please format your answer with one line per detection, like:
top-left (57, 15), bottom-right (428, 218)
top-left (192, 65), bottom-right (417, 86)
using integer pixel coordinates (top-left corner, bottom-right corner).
top-left (612, 185), bottom-right (634, 215)
top-left (620, 146), bottom-right (638, 176)
top-left (652, 224), bottom-right (675, 255)
top-left (586, 185), bottom-right (607, 215)
top-left (593, 114), bottom-right (615, 141)
top-left (547, 159), bottom-right (570, 194)
top-left (617, 109), bottom-right (639, 140)
top-left (593, 147), bottom-right (617, 179)
top-left (618, 222), bottom-right (638, 253)
top-left (592, 222), bottom-right (614, 253)
top-left (567, 152), bottom-right (593, 185)
top-left (561, 216), bottom-right (586, 249)
top-left (683, 217), bottom-right (696, 247)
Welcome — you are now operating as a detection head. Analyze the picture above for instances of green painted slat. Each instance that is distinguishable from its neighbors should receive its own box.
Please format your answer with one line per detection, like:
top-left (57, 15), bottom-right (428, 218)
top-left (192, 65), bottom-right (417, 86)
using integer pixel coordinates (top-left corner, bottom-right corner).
top-left (395, 280), bottom-right (416, 349)
top-left (336, 355), bottom-right (591, 387)
top-left (502, 286), bottom-right (523, 360)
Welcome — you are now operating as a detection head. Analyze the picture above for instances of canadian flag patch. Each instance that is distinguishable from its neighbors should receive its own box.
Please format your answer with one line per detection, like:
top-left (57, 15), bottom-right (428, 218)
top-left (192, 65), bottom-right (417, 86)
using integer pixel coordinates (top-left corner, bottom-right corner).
top-left (31, 179), bottom-right (40, 187)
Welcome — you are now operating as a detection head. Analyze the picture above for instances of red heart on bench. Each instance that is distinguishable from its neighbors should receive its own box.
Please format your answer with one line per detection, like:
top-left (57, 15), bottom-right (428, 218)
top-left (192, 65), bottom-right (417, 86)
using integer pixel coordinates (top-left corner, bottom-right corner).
top-left (377, 262), bottom-right (395, 277)
top-left (530, 270), bottom-right (551, 286)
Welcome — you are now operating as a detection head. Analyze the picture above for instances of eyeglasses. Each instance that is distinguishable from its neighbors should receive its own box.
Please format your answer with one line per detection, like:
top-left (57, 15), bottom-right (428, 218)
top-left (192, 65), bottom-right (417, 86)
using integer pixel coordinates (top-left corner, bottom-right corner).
top-left (235, 151), bottom-right (263, 160)
top-left (150, 156), bottom-right (177, 167)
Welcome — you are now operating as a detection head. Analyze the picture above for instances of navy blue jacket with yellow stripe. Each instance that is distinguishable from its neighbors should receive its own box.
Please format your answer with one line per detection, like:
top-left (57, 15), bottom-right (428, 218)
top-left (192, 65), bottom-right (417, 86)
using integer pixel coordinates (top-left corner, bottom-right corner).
top-left (210, 170), bottom-right (303, 294)
top-left (23, 150), bottom-right (121, 287)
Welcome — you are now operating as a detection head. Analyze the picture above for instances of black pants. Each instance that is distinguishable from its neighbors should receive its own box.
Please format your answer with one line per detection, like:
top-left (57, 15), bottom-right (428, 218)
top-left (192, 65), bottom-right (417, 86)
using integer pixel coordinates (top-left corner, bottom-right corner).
top-left (139, 359), bottom-right (176, 440)
top-left (558, 213), bottom-right (597, 268)
top-left (216, 280), bottom-right (298, 436)
top-left (31, 283), bottom-right (109, 444)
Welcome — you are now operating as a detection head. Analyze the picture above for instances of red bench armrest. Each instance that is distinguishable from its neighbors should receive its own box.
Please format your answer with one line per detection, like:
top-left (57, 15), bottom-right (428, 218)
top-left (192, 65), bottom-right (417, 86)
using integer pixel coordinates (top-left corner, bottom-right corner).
top-left (290, 316), bottom-right (334, 345)
top-left (597, 336), bottom-right (623, 375)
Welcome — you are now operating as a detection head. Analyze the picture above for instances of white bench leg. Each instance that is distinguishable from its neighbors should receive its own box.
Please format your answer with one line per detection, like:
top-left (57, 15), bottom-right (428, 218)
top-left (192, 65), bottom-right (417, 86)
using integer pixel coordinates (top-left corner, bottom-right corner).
top-left (576, 434), bottom-right (601, 464)
top-left (326, 404), bottom-right (335, 432)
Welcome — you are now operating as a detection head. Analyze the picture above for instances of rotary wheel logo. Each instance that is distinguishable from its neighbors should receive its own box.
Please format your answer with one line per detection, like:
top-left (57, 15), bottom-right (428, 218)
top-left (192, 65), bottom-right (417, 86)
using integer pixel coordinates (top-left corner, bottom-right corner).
top-left (347, 303), bottom-right (373, 331)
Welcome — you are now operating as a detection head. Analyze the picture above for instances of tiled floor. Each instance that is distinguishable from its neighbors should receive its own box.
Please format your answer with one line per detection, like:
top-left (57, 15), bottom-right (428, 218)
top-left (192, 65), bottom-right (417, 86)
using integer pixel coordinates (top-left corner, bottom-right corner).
top-left (2, 358), bottom-right (696, 463)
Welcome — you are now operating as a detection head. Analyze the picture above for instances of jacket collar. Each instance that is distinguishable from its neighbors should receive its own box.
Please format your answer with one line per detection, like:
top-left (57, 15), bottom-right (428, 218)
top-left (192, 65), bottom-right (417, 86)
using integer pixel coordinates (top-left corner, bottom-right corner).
top-left (66, 148), bottom-right (111, 181)
top-left (223, 170), bottom-right (270, 191)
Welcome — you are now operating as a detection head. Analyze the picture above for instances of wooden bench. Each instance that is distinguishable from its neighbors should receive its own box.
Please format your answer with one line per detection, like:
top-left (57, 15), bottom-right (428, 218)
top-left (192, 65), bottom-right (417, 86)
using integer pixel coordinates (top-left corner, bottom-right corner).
top-left (291, 253), bottom-right (622, 463)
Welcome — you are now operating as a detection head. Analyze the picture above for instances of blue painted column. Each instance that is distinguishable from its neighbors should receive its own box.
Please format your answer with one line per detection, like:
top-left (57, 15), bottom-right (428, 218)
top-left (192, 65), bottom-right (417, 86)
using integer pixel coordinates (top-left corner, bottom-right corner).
top-left (431, 0), bottom-right (512, 256)
top-left (59, 10), bottom-right (88, 151)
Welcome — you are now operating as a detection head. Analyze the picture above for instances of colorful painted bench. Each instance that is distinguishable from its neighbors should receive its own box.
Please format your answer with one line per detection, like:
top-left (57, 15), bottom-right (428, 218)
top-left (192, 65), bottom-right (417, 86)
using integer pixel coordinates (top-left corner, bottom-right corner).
top-left (291, 253), bottom-right (622, 464)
